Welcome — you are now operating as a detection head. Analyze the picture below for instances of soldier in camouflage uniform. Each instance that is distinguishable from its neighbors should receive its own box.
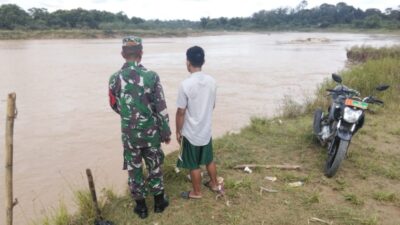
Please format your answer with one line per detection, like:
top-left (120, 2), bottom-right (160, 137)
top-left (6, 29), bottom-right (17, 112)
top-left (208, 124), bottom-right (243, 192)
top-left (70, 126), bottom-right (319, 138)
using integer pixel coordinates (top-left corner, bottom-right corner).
top-left (109, 36), bottom-right (171, 219)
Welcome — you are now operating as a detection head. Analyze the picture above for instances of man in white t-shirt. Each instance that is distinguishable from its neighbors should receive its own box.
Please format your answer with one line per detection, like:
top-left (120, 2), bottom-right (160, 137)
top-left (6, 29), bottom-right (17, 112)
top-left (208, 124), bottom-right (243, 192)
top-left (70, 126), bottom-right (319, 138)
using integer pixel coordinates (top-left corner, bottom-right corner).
top-left (176, 46), bottom-right (219, 199)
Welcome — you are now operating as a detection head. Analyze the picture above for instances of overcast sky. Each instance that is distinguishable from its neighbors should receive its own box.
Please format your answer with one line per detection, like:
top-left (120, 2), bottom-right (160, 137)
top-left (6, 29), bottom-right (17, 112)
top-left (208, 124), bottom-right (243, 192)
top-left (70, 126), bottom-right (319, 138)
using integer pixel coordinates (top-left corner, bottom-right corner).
top-left (2, 0), bottom-right (399, 21)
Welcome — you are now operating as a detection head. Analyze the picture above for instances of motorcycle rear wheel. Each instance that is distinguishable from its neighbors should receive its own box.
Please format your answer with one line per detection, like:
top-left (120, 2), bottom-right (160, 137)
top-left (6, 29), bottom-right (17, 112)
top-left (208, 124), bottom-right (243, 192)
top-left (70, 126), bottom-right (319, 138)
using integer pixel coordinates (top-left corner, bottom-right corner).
top-left (324, 139), bottom-right (349, 178)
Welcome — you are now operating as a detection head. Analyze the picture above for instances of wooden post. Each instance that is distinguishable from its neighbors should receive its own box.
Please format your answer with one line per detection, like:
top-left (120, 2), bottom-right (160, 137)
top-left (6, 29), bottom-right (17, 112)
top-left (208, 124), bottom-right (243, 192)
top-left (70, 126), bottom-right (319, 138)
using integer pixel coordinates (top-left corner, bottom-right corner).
top-left (86, 168), bottom-right (102, 220)
top-left (5, 93), bottom-right (17, 225)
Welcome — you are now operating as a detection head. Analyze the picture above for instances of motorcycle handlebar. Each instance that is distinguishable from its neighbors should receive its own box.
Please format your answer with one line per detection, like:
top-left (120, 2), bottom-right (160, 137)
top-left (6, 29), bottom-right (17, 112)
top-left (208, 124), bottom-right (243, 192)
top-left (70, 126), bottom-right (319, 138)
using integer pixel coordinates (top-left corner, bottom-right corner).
top-left (325, 87), bottom-right (386, 105)
top-left (326, 89), bottom-right (359, 95)
top-left (365, 96), bottom-right (385, 105)
top-left (372, 97), bottom-right (384, 105)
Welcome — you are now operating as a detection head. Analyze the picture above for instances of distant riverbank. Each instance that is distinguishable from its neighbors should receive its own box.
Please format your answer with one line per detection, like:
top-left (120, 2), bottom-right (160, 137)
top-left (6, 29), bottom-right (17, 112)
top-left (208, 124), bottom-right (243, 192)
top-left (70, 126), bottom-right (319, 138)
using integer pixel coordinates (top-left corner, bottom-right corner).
top-left (2, 3), bottom-right (399, 40)
top-left (1, 28), bottom-right (399, 40)
top-left (0, 28), bottom-right (197, 40)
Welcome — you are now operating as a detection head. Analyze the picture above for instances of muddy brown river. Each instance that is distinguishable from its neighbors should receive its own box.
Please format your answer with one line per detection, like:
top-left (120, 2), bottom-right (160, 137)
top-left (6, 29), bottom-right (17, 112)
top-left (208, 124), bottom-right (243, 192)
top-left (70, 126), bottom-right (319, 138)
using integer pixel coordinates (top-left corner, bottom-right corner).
top-left (0, 32), bottom-right (399, 224)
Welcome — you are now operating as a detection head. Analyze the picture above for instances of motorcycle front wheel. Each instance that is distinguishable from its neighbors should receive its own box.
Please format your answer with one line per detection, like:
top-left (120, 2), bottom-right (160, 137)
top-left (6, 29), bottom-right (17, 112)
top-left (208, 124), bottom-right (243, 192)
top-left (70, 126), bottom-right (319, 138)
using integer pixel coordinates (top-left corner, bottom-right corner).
top-left (313, 108), bottom-right (323, 135)
top-left (324, 139), bottom-right (349, 178)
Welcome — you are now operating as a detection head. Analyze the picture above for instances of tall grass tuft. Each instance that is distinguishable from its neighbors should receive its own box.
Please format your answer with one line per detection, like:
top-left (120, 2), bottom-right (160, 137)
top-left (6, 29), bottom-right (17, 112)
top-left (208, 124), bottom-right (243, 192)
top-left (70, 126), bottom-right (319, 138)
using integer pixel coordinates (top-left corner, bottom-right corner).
top-left (35, 202), bottom-right (72, 225)
top-left (306, 56), bottom-right (400, 114)
top-left (279, 95), bottom-right (304, 118)
top-left (347, 45), bottom-right (400, 63)
top-left (342, 58), bottom-right (399, 98)
top-left (72, 190), bottom-right (98, 224)
top-left (372, 191), bottom-right (397, 202)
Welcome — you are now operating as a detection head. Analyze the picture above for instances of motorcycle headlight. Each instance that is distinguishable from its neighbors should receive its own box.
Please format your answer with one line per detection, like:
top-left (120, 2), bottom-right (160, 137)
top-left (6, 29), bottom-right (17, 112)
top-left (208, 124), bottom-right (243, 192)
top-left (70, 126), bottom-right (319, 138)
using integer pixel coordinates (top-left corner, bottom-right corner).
top-left (343, 107), bottom-right (363, 123)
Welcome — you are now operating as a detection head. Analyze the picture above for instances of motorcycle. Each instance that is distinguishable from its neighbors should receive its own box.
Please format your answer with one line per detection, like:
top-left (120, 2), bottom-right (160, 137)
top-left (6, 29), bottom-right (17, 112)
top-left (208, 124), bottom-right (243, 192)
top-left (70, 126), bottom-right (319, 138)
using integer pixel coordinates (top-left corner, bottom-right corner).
top-left (313, 73), bottom-right (389, 177)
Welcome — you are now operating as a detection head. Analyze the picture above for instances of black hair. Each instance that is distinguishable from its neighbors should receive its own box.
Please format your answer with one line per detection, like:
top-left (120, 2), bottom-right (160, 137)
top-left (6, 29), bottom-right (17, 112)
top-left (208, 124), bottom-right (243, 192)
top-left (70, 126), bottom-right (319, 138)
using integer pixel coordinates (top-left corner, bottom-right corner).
top-left (122, 45), bottom-right (143, 58)
top-left (186, 46), bottom-right (205, 67)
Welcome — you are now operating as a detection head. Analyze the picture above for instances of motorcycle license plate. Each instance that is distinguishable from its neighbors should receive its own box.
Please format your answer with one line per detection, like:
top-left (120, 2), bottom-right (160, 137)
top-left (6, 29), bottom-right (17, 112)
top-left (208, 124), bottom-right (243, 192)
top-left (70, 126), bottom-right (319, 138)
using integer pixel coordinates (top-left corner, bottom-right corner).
top-left (345, 99), bottom-right (368, 109)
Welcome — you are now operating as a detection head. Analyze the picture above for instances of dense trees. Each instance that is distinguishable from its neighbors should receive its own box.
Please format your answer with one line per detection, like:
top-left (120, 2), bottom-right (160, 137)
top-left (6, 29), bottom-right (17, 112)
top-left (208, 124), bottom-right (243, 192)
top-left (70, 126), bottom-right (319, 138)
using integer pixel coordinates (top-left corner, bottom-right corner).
top-left (0, 2), bottom-right (399, 31)
top-left (245, 2), bottom-right (400, 30)
top-left (0, 4), bottom-right (30, 29)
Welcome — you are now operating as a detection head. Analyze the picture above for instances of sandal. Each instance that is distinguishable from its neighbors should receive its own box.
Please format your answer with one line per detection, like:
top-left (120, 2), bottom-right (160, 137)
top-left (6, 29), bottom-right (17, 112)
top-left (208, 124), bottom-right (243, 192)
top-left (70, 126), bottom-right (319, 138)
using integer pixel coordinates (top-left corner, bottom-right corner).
top-left (203, 180), bottom-right (219, 192)
top-left (180, 191), bottom-right (202, 199)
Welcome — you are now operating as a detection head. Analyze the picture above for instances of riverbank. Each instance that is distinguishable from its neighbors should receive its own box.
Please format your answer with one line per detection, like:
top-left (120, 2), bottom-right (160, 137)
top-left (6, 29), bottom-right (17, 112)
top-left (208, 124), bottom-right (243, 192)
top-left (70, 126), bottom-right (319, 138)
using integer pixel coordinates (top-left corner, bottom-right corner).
top-left (0, 29), bottom-right (197, 40)
top-left (1, 28), bottom-right (399, 40)
top-left (36, 46), bottom-right (400, 225)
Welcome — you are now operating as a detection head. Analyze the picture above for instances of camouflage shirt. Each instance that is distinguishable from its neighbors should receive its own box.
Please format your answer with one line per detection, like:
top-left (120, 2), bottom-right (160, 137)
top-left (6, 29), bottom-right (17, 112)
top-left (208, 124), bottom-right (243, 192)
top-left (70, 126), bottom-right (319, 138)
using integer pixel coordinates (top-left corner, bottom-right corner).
top-left (109, 61), bottom-right (171, 148)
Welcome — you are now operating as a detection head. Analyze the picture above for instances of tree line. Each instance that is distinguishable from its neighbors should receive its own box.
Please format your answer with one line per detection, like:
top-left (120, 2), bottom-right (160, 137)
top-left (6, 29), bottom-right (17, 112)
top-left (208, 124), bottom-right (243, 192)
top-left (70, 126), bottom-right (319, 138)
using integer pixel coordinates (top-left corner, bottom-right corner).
top-left (0, 1), bottom-right (399, 31)
top-left (0, 4), bottom-right (197, 30)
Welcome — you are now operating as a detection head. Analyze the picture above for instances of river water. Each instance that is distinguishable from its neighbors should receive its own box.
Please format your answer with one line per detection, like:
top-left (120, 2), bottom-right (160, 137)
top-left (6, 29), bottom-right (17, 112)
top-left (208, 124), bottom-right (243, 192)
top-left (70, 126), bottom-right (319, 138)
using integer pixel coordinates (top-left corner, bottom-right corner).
top-left (0, 32), bottom-right (399, 224)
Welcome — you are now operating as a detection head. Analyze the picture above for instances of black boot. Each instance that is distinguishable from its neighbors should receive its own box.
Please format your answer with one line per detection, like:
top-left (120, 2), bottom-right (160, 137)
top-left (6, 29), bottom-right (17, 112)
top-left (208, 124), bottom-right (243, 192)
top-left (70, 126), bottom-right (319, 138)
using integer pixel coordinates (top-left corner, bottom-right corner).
top-left (134, 199), bottom-right (148, 219)
top-left (154, 191), bottom-right (169, 213)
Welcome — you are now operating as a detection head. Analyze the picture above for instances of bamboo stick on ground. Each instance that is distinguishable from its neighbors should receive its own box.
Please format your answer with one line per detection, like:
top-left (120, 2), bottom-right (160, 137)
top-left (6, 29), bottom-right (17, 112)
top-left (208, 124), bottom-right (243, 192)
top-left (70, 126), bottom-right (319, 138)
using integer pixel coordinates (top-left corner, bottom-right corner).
top-left (234, 164), bottom-right (301, 170)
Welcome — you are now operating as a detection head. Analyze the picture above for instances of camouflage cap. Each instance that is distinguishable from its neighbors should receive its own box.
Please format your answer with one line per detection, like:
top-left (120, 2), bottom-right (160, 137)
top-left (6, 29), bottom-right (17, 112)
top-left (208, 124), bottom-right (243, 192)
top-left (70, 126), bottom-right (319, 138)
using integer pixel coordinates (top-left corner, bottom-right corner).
top-left (122, 36), bottom-right (142, 46)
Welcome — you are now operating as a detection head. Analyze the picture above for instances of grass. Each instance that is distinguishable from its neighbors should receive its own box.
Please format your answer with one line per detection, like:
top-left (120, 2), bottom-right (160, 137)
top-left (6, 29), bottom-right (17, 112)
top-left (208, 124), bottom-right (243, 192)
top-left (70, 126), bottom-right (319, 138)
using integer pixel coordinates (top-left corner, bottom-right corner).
top-left (344, 193), bottom-right (364, 206)
top-left (372, 191), bottom-right (397, 203)
top-left (347, 45), bottom-right (400, 63)
top-left (278, 95), bottom-right (305, 119)
top-left (39, 202), bottom-right (72, 225)
top-left (35, 46), bottom-right (400, 224)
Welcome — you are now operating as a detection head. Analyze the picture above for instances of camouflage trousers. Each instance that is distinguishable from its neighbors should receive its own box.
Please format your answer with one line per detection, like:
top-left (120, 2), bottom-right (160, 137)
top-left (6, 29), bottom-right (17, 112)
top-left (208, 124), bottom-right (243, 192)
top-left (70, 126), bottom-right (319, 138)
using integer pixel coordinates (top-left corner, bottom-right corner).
top-left (123, 146), bottom-right (165, 200)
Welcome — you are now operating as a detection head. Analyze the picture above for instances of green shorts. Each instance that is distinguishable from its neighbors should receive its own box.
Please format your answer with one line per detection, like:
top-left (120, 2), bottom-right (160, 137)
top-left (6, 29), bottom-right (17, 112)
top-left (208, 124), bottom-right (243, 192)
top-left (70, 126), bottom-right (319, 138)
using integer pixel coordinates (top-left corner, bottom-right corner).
top-left (176, 136), bottom-right (213, 170)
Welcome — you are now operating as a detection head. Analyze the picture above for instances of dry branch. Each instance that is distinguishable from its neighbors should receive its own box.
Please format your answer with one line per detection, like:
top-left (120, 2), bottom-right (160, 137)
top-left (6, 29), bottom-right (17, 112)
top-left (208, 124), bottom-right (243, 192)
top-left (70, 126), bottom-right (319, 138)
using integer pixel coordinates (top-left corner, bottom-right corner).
top-left (234, 164), bottom-right (301, 170)
top-left (308, 217), bottom-right (333, 225)
top-left (259, 186), bottom-right (278, 194)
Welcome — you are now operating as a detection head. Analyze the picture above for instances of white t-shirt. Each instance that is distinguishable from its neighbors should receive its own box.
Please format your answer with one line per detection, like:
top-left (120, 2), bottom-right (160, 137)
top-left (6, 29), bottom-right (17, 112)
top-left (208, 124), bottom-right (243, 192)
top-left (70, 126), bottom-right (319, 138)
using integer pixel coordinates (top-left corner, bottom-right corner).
top-left (176, 71), bottom-right (216, 146)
